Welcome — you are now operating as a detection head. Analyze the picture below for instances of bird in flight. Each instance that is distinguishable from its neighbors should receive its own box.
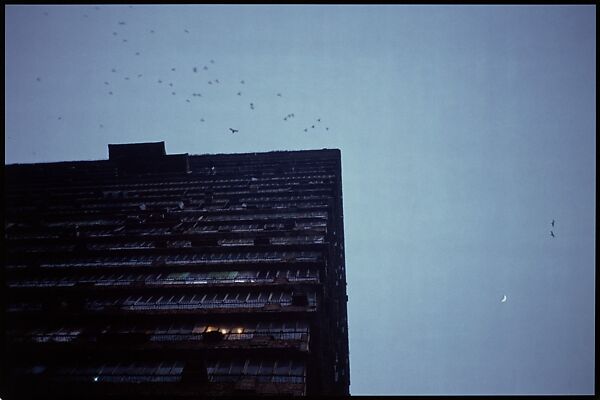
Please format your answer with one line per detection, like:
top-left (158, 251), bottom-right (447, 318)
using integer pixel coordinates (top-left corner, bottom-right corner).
top-left (501, 295), bottom-right (507, 303)
top-left (104, 81), bottom-right (109, 85)
top-left (240, 80), bottom-right (245, 84)
top-left (277, 93), bottom-right (282, 97)
top-left (250, 103), bottom-right (255, 110)
top-left (203, 66), bottom-right (208, 70)
top-left (210, 59), bottom-right (215, 64)
top-left (317, 118), bottom-right (321, 122)
top-left (326, 127), bottom-right (329, 131)
top-left (135, 52), bottom-right (140, 56)
top-left (36, 77), bottom-right (41, 82)
top-left (550, 231), bottom-right (555, 238)
top-left (118, 21), bottom-right (126, 25)
top-left (122, 39), bottom-right (128, 43)
top-left (184, 29), bottom-right (189, 33)
top-left (229, 128), bottom-right (239, 134)
top-left (200, 118), bottom-right (205, 122)
top-left (193, 67), bottom-right (197, 73)
top-left (171, 68), bottom-right (176, 71)
top-left (551, 219), bottom-right (555, 227)
top-left (237, 91), bottom-right (242, 96)
top-left (304, 128), bottom-right (308, 132)
top-left (111, 68), bottom-right (117, 73)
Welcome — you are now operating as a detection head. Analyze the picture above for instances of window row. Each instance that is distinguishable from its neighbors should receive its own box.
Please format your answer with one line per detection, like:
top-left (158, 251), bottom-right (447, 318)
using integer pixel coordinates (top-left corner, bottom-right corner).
top-left (8, 320), bottom-right (310, 344)
top-left (87, 290), bottom-right (317, 311)
top-left (8, 268), bottom-right (319, 288)
top-left (40, 251), bottom-right (322, 268)
top-left (50, 361), bottom-right (184, 383)
top-left (18, 358), bottom-right (305, 384)
top-left (207, 359), bottom-right (305, 383)
top-left (203, 210), bottom-right (328, 222)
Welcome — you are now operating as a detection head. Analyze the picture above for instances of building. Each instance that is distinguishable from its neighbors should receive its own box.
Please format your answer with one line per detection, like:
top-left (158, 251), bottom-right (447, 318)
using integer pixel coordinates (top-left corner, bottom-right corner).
top-left (3, 142), bottom-right (349, 398)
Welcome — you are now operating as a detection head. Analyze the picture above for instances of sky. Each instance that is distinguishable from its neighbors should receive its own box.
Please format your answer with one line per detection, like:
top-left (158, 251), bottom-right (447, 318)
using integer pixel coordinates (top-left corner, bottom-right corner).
top-left (4, 4), bottom-right (596, 395)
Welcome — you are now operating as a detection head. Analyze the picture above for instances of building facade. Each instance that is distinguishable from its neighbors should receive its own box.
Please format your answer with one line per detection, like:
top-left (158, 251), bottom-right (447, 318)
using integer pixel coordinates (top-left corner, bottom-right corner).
top-left (3, 142), bottom-right (349, 398)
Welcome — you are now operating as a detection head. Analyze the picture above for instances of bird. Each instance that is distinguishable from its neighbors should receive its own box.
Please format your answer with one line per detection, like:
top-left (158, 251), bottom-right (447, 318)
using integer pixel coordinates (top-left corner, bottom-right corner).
top-left (171, 68), bottom-right (176, 71)
top-left (326, 127), bottom-right (329, 131)
top-left (215, 79), bottom-right (219, 84)
top-left (317, 118), bottom-right (321, 122)
top-left (550, 231), bottom-right (555, 238)
top-left (208, 81), bottom-right (212, 85)
top-left (108, 91), bottom-right (113, 95)
top-left (111, 68), bottom-right (117, 73)
top-left (158, 80), bottom-right (162, 84)
top-left (184, 29), bottom-right (189, 33)
top-left (250, 103), bottom-right (254, 110)
top-left (240, 80), bottom-right (245, 84)
top-left (277, 93), bottom-right (282, 97)
top-left (99, 124), bottom-right (104, 128)
top-left (237, 91), bottom-right (242, 96)
top-left (150, 30), bottom-right (155, 34)
top-left (43, 11), bottom-right (49, 16)
top-left (551, 219), bottom-right (555, 227)
top-left (172, 92), bottom-right (176, 95)
top-left (200, 118), bottom-right (205, 122)
top-left (58, 116), bottom-right (62, 120)
top-left (501, 295), bottom-right (507, 303)
top-left (229, 128), bottom-right (239, 134)
top-left (135, 52), bottom-right (140, 56)
top-left (210, 59), bottom-right (215, 64)
top-left (193, 67), bottom-right (197, 73)
top-left (104, 81), bottom-right (109, 85)
top-left (186, 99), bottom-right (190, 103)
top-left (118, 21), bottom-right (126, 25)
top-left (169, 83), bottom-right (173, 87)
top-left (137, 74), bottom-right (142, 78)
top-left (203, 66), bottom-right (208, 70)
top-left (112, 32), bottom-right (118, 36)
top-left (284, 117), bottom-right (288, 121)
top-left (124, 77), bottom-right (130, 80)
top-left (36, 77), bottom-right (41, 82)
top-left (311, 125), bottom-right (315, 129)
top-left (304, 128), bottom-right (308, 132)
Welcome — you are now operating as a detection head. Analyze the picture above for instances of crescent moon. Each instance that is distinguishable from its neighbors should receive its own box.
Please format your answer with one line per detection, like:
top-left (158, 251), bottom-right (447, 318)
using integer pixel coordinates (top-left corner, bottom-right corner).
top-left (501, 295), bottom-right (507, 303)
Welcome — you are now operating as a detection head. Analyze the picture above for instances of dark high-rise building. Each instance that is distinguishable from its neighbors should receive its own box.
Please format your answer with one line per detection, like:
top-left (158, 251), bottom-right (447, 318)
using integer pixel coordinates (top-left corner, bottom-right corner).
top-left (3, 142), bottom-right (349, 398)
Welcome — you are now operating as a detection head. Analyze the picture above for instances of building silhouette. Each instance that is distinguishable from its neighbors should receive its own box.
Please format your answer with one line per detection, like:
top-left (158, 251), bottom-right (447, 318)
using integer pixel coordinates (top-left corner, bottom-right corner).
top-left (3, 142), bottom-right (349, 398)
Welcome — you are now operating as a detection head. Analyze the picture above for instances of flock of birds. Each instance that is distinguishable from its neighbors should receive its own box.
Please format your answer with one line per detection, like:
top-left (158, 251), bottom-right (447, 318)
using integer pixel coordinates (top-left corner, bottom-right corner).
top-left (35, 6), bottom-right (332, 136)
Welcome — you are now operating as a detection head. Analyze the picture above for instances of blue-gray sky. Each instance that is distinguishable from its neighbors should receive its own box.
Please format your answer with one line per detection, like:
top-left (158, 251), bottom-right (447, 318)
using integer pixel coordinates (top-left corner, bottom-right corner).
top-left (5, 4), bottom-right (596, 395)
